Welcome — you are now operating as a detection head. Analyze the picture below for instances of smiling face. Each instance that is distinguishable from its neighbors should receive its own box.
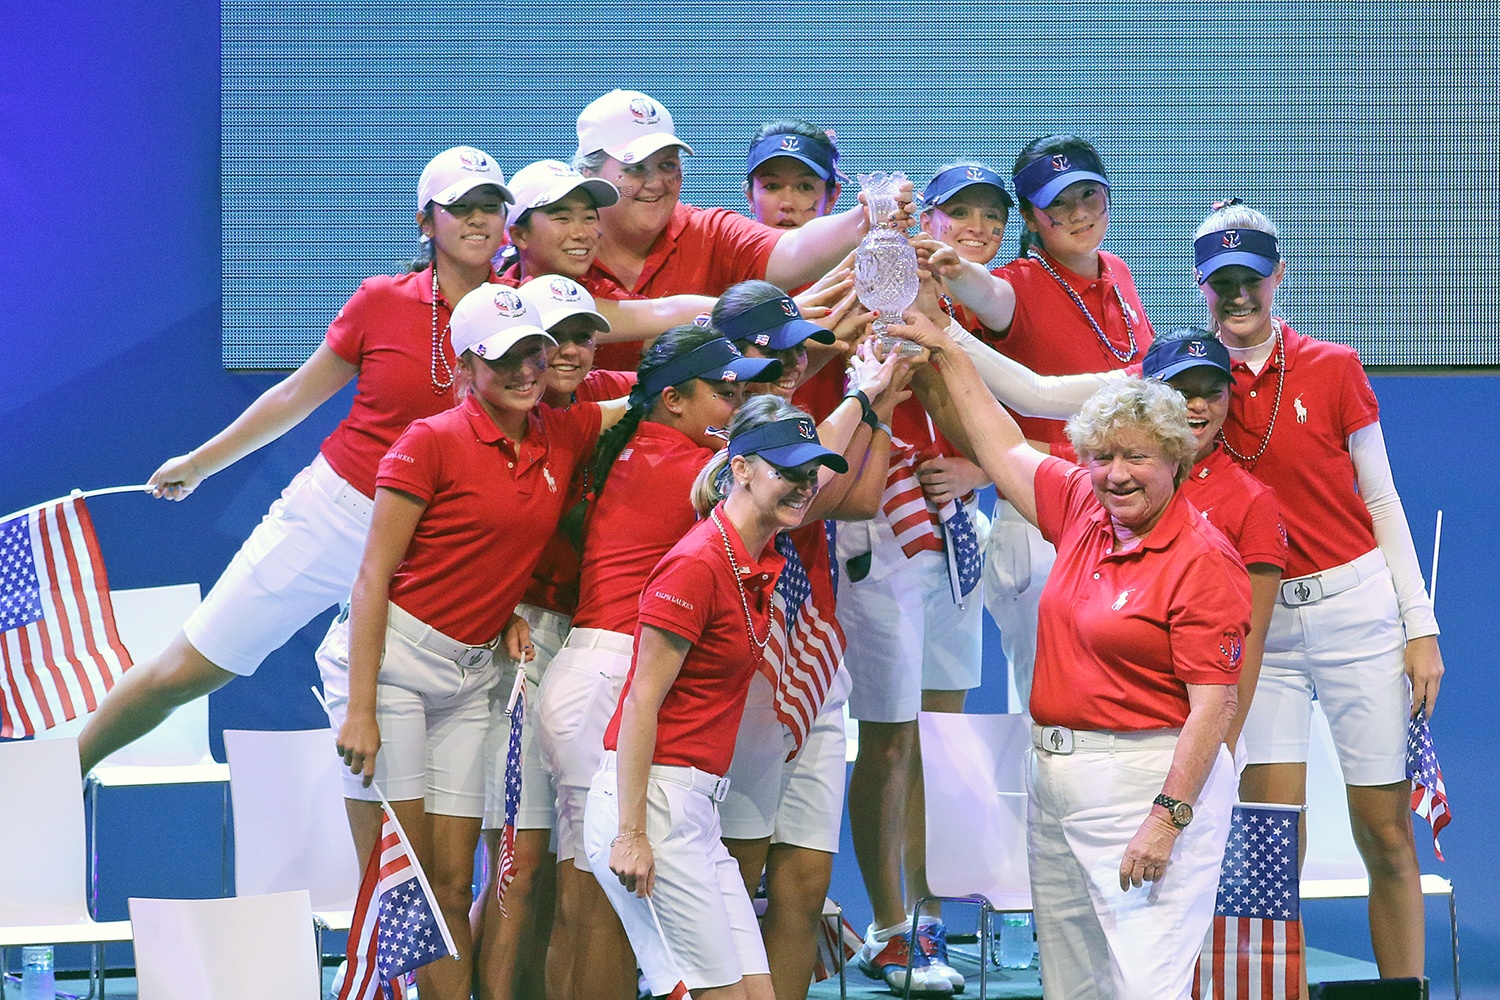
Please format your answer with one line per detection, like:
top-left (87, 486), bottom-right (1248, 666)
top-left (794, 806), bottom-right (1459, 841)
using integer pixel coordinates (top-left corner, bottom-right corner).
top-left (924, 188), bottom-right (1009, 265)
top-left (591, 147), bottom-right (684, 245)
top-left (1024, 178), bottom-right (1109, 262)
top-left (542, 315), bottom-right (599, 399)
top-left (510, 189), bottom-right (601, 278)
top-left (1166, 368), bottom-right (1231, 461)
top-left (466, 335), bottom-right (550, 424)
top-left (1083, 427), bottom-right (1181, 538)
top-left (424, 183), bottom-right (508, 277)
top-left (735, 454), bottom-right (821, 530)
top-left (1199, 261), bottom-right (1286, 348)
top-left (667, 378), bottom-right (747, 449)
top-left (747, 159), bottom-right (838, 229)
top-left (738, 341), bottom-right (808, 399)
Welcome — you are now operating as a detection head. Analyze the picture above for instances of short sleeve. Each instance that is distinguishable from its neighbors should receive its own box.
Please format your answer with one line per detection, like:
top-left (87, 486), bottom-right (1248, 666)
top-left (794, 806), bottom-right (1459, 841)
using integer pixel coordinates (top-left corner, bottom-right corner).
top-left (637, 551), bottom-right (718, 645)
top-left (1338, 349), bottom-right (1381, 437)
top-left (546, 401), bottom-right (604, 473)
top-left (324, 278), bottom-right (377, 366)
top-left (698, 207), bottom-right (782, 290)
top-left (1167, 550), bottom-right (1251, 685)
top-left (1031, 456), bottom-right (1096, 547)
top-left (377, 419), bottom-right (443, 503)
top-left (578, 369), bottom-right (637, 402)
top-left (1236, 488), bottom-right (1289, 571)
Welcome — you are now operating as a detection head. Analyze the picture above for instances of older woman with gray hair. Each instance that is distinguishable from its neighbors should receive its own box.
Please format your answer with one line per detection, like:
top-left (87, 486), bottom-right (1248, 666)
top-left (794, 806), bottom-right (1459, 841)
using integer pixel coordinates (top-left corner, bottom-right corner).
top-left (894, 309), bottom-right (1251, 1000)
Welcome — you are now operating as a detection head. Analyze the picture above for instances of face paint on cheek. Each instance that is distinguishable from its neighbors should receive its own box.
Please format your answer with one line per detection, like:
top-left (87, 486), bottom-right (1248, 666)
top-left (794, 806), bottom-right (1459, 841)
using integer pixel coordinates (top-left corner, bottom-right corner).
top-left (992, 228), bottom-right (1004, 239)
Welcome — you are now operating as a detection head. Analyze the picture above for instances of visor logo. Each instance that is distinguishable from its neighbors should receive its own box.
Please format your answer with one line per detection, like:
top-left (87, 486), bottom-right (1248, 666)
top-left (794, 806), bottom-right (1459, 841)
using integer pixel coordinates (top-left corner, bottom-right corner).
top-left (798, 421), bottom-right (816, 440)
top-left (628, 97), bottom-right (660, 124)
top-left (721, 370), bottom-right (738, 382)
top-left (1187, 341), bottom-right (1207, 357)
top-left (753, 334), bottom-right (770, 346)
top-left (780, 136), bottom-right (800, 151)
top-left (492, 288), bottom-right (526, 318)
top-left (780, 299), bottom-right (797, 317)
top-left (966, 166), bottom-right (984, 180)
top-left (1222, 230), bottom-right (1242, 249)
top-left (1051, 154), bottom-right (1070, 172)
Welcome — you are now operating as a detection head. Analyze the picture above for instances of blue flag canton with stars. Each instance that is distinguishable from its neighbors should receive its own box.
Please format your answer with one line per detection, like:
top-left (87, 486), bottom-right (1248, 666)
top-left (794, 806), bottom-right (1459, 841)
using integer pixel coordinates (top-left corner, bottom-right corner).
top-left (503, 695), bottom-right (524, 820)
top-left (375, 876), bottom-right (450, 979)
top-left (1406, 709), bottom-right (1440, 786)
top-left (1215, 805), bottom-right (1300, 921)
top-left (774, 533), bottom-right (811, 627)
top-left (0, 514), bottom-right (44, 632)
top-left (943, 504), bottom-right (982, 597)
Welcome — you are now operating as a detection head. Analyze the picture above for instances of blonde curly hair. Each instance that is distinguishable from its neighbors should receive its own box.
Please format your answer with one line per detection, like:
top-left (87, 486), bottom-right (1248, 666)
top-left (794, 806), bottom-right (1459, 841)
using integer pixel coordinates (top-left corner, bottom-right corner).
top-left (1065, 377), bottom-right (1197, 487)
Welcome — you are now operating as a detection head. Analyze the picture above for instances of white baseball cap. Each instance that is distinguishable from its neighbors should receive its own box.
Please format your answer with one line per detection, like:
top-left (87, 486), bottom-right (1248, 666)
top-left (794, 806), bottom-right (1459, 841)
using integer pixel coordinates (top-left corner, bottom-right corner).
top-left (417, 146), bottom-right (514, 210)
top-left (505, 160), bottom-right (620, 231)
top-left (576, 90), bottom-right (695, 164)
top-left (519, 275), bottom-right (611, 334)
top-left (449, 285), bottom-right (553, 360)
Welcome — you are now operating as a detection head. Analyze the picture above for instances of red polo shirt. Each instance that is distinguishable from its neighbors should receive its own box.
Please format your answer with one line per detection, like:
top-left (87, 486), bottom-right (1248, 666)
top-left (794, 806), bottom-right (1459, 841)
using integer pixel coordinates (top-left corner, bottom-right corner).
top-left (522, 369), bottom-right (640, 616)
top-left (986, 251), bottom-right (1152, 452)
top-left (1224, 323), bottom-right (1380, 578)
top-left (321, 267), bottom-right (499, 497)
top-left (1179, 445), bottom-right (1287, 571)
top-left (603, 505), bottom-right (785, 775)
top-left (1030, 457), bottom-right (1249, 731)
top-left (378, 394), bottom-right (602, 646)
top-left (571, 421), bottom-right (717, 634)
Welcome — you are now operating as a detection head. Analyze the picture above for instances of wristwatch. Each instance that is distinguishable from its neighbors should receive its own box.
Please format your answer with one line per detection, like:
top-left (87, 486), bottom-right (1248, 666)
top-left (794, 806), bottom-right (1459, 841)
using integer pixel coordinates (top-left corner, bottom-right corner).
top-left (1153, 793), bottom-right (1194, 829)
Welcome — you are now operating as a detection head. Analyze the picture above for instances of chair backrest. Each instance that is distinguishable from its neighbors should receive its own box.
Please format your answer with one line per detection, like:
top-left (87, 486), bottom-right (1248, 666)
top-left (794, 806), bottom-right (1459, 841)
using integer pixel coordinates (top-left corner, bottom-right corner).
top-left (918, 711), bottom-right (1032, 909)
top-left (1302, 700), bottom-right (1367, 880)
top-left (129, 890), bottom-right (321, 1000)
top-left (41, 583), bottom-right (213, 768)
top-left (0, 737), bottom-right (91, 926)
top-left (224, 728), bottom-right (360, 910)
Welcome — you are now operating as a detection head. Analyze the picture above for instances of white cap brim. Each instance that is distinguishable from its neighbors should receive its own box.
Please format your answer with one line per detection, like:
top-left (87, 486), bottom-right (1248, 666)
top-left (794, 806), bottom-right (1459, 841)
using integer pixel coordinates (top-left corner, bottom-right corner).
top-left (458, 327), bottom-right (555, 361)
top-left (602, 133), bottom-right (694, 164)
top-left (539, 305), bottom-right (611, 334)
top-left (508, 177), bottom-right (620, 230)
top-left (429, 177), bottom-right (515, 207)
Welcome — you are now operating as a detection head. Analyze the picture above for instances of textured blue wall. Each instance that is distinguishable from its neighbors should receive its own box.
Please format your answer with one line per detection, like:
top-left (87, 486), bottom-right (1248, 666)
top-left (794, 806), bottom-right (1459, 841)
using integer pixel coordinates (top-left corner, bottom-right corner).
top-left (2, 2), bottom-right (1496, 989)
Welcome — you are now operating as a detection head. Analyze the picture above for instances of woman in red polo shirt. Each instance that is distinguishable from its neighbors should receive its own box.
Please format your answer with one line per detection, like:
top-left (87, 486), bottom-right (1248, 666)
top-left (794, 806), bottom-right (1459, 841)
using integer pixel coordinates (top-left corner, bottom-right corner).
top-left (78, 146), bottom-right (514, 774)
top-left (324, 286), bottom-right (625, 1000)
top-left (1193, 201), bottom-right (1444, 979)
top-left (924, 134), bottom-right (1153, 717)
top-left (584, 395), bottom-right (849, 1000)
top-left (896, 309), bottom-right (1248, 1000)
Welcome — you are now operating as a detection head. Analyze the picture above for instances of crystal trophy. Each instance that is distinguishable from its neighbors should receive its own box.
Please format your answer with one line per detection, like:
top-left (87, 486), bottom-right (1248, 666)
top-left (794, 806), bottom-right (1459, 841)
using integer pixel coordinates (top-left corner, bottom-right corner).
top-left (853, 171), bottom-right (923, 359)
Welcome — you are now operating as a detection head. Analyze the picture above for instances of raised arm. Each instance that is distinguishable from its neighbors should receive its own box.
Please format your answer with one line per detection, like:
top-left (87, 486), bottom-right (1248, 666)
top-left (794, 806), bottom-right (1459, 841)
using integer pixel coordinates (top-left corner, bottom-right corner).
top-left (916, 236), bottom-right (1018, 332)
top-left (947, 324), bottom-right (1122, 418)
top-left (149, 343), bottom-right (358, 500)
top-left (594, 295), bottom-right (717, 347)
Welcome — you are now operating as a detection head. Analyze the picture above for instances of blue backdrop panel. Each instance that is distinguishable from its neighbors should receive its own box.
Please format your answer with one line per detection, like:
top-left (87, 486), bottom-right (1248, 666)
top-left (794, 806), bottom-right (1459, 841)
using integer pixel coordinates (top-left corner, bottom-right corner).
top-left (224, 0), bottom-right (1497, 368)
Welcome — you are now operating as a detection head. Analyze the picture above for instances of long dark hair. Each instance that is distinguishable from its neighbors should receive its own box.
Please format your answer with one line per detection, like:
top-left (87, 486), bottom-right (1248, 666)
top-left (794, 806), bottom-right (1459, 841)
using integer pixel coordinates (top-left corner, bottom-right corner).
top-left (1012, 134), bottom-right (1107, 259)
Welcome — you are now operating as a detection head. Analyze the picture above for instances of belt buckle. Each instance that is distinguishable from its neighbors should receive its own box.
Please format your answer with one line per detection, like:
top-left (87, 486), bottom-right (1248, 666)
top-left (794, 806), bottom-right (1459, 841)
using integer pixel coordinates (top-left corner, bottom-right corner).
top-left (1282, 576), bottom-right (1323, 606)
top-left (1040, 726), bottom-right (1073, 755)
top-left (711, 776), bottom-right (730, 802)
top-left (457, 647), bottom-right (491, 670)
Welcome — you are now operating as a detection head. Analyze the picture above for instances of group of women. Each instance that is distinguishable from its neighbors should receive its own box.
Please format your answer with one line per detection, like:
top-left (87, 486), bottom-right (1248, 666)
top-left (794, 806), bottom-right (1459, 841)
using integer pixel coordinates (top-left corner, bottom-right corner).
top-left (76, 86), bottom-right (1443, 1000)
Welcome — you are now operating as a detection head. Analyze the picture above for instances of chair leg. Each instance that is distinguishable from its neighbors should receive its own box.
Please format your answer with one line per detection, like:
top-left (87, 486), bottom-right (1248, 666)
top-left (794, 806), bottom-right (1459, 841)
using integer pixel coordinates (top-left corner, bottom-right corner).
top-left (834, 901), bottom-right (846, 1000)
top-left (221, 781), bottom-right (232, 897)
top-left (1449, 887), bottom-right (1461, 1000)
top-left (978, 903), bottom-right (992, 1000)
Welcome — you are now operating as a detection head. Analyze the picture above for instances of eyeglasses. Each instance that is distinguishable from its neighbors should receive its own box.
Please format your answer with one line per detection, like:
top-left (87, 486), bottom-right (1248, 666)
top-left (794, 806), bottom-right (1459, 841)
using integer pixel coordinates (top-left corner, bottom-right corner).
top-left (440, 198), bottom-right (506, 218)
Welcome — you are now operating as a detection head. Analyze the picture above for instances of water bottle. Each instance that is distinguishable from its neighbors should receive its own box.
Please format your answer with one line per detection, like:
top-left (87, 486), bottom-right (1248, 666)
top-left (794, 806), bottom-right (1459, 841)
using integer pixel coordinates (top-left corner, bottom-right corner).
top-left (995, 912), bottom-right (1035, 969)
top-left (20, 945), bottom-right (55, 1000)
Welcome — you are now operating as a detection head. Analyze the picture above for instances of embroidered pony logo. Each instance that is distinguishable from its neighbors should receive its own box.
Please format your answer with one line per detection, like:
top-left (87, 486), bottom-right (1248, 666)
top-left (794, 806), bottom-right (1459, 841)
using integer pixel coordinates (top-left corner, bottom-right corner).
top-left (1111, 590), bottom-right (1134, 611)
top-left (1294, 396), bottom-right (1308, 423)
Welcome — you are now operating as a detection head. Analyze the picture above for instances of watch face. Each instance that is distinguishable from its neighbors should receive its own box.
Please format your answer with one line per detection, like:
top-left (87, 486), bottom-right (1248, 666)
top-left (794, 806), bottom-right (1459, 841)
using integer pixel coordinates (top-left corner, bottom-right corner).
top-left (1171, 801), bottom-right (1194, 827)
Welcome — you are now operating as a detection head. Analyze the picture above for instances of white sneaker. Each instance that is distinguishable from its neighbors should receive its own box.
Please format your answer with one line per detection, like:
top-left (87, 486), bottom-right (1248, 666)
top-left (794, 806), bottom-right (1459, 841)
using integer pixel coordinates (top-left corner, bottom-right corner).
top-left (855, 921), bottom-right (954, 996)
top-left (917, 918), bottom-right (966, 992)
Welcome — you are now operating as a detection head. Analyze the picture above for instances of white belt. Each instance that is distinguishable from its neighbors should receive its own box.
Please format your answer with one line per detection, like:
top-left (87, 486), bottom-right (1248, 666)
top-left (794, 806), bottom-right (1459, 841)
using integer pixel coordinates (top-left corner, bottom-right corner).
top-left (600, 750), bottom-right (731, 802)
top-left (309, 455), bottom-right (375, 521)
top-left (1278, 548), bottom-right (1384, 608)
top-left (1031, 723), bottom-right (1180, 755)
top-left (387, 602), bottom-right (498, 670)
top-left (564, 627), bottom-right (635, 657)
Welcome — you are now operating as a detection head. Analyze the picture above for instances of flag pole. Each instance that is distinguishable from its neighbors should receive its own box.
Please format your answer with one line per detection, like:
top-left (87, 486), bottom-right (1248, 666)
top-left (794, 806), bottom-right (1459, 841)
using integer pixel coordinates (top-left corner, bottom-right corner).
top-left (1429, 509), bottom-right (1443, 611)
top-left (1, 485), bottom-right (153, 524)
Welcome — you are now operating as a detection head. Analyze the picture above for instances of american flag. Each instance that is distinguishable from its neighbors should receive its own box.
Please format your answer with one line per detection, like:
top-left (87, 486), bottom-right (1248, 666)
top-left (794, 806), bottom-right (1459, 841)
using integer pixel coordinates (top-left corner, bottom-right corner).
top-left (1193, 803), bottom-right (1303, 1000)
top-left (0, 497), bottom-right (131, 738)
top-left (941, 499), bottom-right (981, 603)
top-left (764, 530), bottom-right (845, 759)
top-left (1407, 708), bottom-right (1451, 861)
top-left (495, 677), bottom-right (526, 913)
top-left (882, 437), bottom-right (980, 605)
top-left (338, 800), bottom-right (458, 1000)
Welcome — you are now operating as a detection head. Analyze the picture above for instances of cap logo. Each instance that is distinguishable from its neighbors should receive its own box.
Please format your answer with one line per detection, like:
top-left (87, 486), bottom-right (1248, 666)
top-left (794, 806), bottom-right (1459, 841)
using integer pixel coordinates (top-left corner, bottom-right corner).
top-left (780, 299), bottom-right (797, 317)
top-left (1187, 341), bottom-right (1208, 357)
top-left (753, 334), bottom-right (770, 346)
top-left (965, 165), bottom-right (984, 180)
top-left (692, 313), bottom-right (713, 327)
top-left (1051, 154), bottom-right (1071, 172)
top-left (548, 277), bottom-right (582, 301)
top-left (627, 97), bottom-right (660, 125)
top-left (779, 136), bottom-right (801, 151)
top-left (491, 288), bottom-right (526, 318)
top-left (458, 149), bottom-right (490, 172)
top-left (721, 369), bottom-right (738, 382)
top-left (621, 151), bottom-right (638, 163)
top-left (798, 420), bottom-right (816, 440)
top-left (1222, 230), bottom-right (1242, 249)
top-left (474, 343), bottom-right (488, 357)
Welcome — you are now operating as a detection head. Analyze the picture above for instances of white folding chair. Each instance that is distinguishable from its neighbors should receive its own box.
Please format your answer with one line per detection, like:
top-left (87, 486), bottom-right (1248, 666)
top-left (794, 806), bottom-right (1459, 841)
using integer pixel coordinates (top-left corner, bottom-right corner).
top-left (42, 584), bottom-right (233, 904)
top-left (0, 737), bottom-right (133, 1000)
top-left (129, 890), bottom-right (321, 1000)
top-left (1299, 700), bottom-right (1460, 998)
top-left (223, 728), bottom-right (361, 956)
top-left (913, 711), bottom-right (1034, 1000)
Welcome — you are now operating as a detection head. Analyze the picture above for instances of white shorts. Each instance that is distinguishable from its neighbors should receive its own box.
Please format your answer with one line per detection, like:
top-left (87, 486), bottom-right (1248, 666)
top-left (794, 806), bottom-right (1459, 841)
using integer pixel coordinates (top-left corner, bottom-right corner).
top-left (483, 604), bottom-right (572, 833)
top-left (982, 499), bottom-right (1056, 713)
top-left (584, 754), bottom-right (768, 993)
top-left (1241, 550), bottom-right (1409, 786)
top-left (318, 604), bottom-right (498, 816)
top-left (185, 454), bottom-right (372, 676)
top-left (838, 550), bottom-right (982, 723)
top-left (1028, 732), bottom-right (1236, 1000)
top-left (535, 628), bottom-right (633, 867)
top-left (721, 670), bottom-right (848, 853)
